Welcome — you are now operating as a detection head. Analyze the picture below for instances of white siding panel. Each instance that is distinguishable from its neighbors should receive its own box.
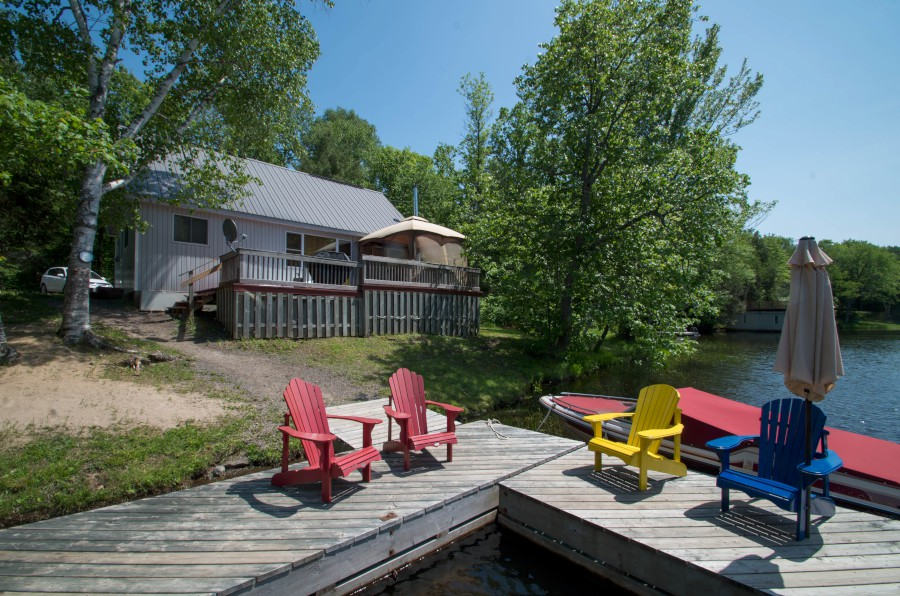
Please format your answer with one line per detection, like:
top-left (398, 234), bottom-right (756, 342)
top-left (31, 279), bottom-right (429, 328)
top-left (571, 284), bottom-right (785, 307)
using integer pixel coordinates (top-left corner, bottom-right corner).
top-left (137, 202), bottom-right (360, 302)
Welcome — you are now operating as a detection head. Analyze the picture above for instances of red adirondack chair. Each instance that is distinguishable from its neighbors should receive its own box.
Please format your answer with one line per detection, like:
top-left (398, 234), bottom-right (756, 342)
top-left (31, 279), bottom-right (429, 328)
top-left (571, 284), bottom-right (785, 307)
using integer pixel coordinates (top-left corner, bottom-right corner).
top-left (271, 378), bottom-right (381, 503)
top-left (383, 368), bottom-right (464, 471)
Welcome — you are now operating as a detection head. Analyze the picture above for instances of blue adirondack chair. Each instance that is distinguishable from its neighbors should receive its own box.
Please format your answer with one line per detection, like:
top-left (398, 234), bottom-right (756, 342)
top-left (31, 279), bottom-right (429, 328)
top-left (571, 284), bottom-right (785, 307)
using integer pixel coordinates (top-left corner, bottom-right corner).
top-left (706, 398), bottom-right (842, 540)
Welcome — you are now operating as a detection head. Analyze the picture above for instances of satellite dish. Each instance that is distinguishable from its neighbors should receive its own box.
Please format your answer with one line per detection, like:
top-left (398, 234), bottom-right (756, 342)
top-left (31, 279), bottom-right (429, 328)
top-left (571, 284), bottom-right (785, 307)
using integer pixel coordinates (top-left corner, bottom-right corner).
top-left (223, 219), bottom-right (238, 243)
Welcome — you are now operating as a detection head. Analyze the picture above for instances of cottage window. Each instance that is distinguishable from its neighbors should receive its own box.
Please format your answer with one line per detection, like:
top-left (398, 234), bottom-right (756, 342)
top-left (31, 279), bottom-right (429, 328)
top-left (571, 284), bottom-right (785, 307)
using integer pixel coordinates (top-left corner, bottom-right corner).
top-left (174, 215), bottom-right (208, 245)
top-left (305, 234), bottom-right (333, 255)
top-left (286, 232), bottom-right (303, 255)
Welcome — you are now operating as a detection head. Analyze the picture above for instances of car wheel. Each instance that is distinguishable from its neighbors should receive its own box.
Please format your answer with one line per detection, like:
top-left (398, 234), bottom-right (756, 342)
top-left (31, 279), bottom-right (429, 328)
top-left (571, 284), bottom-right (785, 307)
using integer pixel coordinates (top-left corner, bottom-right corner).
top-left (40, 283), bottom-right (48, 294)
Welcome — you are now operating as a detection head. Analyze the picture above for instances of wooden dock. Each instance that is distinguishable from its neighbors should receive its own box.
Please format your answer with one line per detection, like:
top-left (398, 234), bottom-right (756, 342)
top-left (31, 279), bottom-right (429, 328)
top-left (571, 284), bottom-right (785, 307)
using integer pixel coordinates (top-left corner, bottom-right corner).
top-left (500, 449), bottom-right (900, 594)
top-left (0, 400), bottom-right (579, 595)
top-left (1, 398), bottom-right (898, 594)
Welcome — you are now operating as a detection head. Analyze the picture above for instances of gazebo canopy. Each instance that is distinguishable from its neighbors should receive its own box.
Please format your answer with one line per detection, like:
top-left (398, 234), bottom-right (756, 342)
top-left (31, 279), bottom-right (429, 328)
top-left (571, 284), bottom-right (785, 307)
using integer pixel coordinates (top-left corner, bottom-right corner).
top-left (359, 216), bottom-right (464, 242)
top-left (359, 216), bottom-right (467, 266)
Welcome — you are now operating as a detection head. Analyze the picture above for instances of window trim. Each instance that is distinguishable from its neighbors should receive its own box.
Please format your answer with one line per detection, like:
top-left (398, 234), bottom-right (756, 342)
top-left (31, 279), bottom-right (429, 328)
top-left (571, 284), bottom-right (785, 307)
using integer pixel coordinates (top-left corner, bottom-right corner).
top-left (173, 213), bottom-right (209, 246)
top-left (285, 231), bottom-right (304, 255)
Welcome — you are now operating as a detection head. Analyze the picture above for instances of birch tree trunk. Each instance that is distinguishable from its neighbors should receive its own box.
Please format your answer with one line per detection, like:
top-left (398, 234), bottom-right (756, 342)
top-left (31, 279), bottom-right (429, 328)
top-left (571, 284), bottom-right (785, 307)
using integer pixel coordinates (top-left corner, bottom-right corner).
top-left (0, 313), bottom-right (20, 364)
top-left (60, 161), bottom-right (108, 345)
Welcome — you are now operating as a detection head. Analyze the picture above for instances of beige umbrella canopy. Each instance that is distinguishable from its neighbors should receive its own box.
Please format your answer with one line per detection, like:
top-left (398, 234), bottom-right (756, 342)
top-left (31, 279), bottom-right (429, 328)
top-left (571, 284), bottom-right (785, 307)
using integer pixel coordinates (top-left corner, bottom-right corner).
top-left (774, 237), bottom-right (844, 402)
top-left (359, 216), bottom-right (467, 266)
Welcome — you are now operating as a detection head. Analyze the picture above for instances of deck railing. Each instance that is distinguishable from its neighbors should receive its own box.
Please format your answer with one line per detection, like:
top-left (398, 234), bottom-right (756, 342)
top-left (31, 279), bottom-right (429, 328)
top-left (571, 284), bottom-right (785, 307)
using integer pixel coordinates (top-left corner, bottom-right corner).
top-left (362, 255), bottom-right (480, 292)
top-left (218, 249), bottom-right (480, 293)
top-left (219, 249), bottom-right (359, 289)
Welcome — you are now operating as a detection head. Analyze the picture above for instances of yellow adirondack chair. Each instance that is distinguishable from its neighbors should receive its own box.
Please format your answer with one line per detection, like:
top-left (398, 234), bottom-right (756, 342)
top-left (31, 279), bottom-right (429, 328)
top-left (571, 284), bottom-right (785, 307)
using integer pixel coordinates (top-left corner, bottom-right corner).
top-left (585, 384), bottom-right (687, 491)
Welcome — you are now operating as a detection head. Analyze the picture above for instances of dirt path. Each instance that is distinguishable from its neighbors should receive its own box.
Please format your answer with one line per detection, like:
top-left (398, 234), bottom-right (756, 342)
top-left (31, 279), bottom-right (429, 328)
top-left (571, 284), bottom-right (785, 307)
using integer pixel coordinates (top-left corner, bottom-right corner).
top-left (0, 304), bottom-right (379, 434)
top-left (0, 322), bottom-right (224, 432)
top-left (92, 306), bottom-right (380, 407)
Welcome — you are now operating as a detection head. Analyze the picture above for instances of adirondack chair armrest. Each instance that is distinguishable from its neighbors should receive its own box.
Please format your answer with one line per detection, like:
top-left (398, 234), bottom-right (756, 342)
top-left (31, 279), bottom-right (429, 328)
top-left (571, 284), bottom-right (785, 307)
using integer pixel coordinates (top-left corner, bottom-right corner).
top-left (383, 406), bottom-right (411, 422)
top-left (424, 400), bottom-right (464, 420)
top-left (327, 414), bottom-right (382, 426)
top-left (637, 424), bottom-right (684, 442)
top-left (277, 425), bottom-right (336, 444)
top-left (706, 434), bottom-right (759, 453)
top-left (798, 449), bottom-right (843, 478)
top-left (584, 412), bottom-right (633, 436)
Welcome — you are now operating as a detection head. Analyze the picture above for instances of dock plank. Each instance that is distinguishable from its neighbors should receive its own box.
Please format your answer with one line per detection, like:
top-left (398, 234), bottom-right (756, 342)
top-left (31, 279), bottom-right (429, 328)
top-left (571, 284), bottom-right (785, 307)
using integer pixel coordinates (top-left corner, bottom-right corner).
top-left (500, 448), bottom-right (900, 595)
top-left (0, 405), bottom-right (580, 595)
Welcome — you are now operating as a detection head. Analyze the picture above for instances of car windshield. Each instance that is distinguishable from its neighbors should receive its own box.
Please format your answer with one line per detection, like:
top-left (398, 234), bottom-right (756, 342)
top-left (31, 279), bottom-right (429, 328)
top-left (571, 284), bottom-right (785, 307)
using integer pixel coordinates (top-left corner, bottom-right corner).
top-left (90, 271), bottom-right (104, 279)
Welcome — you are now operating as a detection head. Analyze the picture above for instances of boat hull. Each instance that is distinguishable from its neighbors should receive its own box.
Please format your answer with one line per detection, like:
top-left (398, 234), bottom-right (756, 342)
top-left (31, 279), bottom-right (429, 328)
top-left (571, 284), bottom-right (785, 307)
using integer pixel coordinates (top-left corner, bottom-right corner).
top-left (540, 388), bottom-right (900, 516)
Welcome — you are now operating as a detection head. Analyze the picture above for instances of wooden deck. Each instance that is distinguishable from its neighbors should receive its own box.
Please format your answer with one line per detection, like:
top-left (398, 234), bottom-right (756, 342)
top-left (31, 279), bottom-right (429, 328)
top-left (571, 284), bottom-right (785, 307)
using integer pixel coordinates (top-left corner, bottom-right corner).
top-left (0, 400), bottom-right (579, 595)
top-left (500, 448), bottom-right (900, 595)
top-left (2, 399), bottom-right (898, 594)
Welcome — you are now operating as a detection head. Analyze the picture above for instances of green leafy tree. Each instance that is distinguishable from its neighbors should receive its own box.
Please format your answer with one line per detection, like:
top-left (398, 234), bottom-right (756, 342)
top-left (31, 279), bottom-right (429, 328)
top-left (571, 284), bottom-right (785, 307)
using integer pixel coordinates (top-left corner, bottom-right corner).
top-left (747, 233), bottom-right (793, 305)
top-left (470, 0), bottom-right (763, 358)
top-left (301, 107), bottom-right (379, 187)
top-left (368, 146), bottom-right (458, 224)
top-left (3, 0), bottom-right (322, 345)
top-left (822, 240), bottom-right (900, 319)
top-left (456, 72), bottom-right (494, 222)
top-left (0, 77), bottom-right (131, 285)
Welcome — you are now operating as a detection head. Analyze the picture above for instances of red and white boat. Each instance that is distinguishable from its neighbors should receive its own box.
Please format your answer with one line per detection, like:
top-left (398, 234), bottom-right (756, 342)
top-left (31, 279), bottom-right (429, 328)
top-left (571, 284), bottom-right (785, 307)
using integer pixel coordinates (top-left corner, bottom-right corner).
top-left (539, 387), bottom-right (900, 516)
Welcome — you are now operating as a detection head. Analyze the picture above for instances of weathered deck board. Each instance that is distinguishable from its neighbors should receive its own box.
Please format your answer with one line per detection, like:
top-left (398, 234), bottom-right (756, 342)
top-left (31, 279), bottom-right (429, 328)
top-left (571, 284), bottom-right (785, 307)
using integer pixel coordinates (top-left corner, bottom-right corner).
top-left (500, 448), bottom-right (900, 595)
top-left (0, 407), bottom-right (580, 595)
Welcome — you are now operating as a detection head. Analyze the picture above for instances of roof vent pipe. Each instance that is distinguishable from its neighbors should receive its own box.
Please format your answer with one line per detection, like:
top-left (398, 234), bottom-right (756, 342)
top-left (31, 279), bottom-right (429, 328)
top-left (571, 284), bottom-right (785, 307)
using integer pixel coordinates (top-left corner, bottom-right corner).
top-left (413, 185), bottom-right (419, 217)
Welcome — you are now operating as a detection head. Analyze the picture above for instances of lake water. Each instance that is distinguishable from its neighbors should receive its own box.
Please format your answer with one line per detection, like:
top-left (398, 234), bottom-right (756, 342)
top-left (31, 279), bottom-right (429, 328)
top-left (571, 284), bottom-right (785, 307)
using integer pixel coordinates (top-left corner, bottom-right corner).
top-left (363, 524), bottom-right (616, 595)
top-left (564, 331), bottom-right (900, 444)
top-left (364, 331), bottom-right (899, 594)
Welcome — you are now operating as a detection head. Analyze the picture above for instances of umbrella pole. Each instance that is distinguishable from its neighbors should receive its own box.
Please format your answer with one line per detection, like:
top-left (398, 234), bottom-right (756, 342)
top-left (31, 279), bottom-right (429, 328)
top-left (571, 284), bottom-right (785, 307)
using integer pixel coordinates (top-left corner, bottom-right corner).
top-left (805, 394), bottom-right (812, 538)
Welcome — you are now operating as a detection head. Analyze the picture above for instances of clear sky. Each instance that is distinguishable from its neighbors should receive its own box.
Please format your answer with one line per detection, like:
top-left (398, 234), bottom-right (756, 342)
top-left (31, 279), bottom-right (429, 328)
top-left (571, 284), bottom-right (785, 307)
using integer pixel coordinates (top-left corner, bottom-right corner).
top-left (303, 1), bottom-right (899, 247)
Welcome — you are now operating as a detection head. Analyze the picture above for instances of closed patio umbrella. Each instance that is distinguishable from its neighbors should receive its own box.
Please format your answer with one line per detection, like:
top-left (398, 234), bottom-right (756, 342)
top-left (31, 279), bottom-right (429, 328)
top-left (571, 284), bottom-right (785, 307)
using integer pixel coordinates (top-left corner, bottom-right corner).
top-left (774, 236), bottom-right (844, 405)
top-left (774, 236), bottom-right (843, 521)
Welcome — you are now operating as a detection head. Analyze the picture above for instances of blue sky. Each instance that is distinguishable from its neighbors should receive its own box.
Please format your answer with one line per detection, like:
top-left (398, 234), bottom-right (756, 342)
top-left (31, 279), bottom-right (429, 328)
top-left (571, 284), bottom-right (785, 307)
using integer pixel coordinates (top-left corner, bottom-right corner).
top-left (304, 1), bottom-right (899, 247)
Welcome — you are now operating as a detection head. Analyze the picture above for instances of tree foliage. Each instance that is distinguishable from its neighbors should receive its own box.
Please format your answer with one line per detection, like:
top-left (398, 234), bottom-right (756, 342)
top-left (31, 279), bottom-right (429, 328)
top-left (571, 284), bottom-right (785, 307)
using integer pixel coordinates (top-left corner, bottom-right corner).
top-left (0, 76), bottom-right (132, 285)
top-left (2, 0), bottom-right (322, 343)
top-left (456, 72), bottom-right (494, 223)
top-left (821, 239), bottom-right (900, 319)
top-left (368, 146), bottom-right (458, 224)
top-left (301, 107), bottom-right (379, 187)
top-left (469, 0), bottom-right (763, 358)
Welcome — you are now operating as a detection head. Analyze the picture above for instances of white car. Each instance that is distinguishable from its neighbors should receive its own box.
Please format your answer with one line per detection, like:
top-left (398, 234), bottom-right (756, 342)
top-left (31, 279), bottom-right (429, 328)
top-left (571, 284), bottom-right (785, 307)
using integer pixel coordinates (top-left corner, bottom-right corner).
top-left (40, 267), bottom-right (113, 294)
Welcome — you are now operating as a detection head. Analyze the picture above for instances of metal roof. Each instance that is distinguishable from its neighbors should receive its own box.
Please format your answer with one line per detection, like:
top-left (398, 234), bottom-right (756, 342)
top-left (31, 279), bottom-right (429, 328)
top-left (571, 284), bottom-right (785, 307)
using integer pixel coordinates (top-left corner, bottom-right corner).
top-left (136, 154), bottom-right (403, 236)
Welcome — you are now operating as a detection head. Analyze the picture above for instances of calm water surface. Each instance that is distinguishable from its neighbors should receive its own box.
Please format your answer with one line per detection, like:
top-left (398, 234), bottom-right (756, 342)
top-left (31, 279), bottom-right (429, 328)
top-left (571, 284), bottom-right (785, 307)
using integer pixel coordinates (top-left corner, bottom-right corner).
top-left (363, 524), bottom-right (617, 595)
top-left (566, 331), bottom-right (900, 443)
top-left (364, 332), bottom-right (899, 594)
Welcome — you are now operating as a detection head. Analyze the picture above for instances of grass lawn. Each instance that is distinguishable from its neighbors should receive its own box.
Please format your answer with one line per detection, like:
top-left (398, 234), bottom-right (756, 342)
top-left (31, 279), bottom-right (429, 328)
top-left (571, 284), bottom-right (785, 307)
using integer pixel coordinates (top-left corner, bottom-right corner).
top-left (233, 327), bottom-right (563, 417)
top-left (0, 292), bottom-right (575, 527)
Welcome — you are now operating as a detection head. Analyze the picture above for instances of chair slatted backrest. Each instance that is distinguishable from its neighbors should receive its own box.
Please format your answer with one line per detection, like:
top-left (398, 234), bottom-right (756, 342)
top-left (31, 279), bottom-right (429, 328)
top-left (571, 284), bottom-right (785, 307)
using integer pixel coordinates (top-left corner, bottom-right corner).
top-left (626, 384), bottom-right (680, 450)
top-left (389, 368), bottom-right (429, 437)
top-left (758, 398), bottom-right (826, 487)
top-left (284, 378), bottom-right (334, 470)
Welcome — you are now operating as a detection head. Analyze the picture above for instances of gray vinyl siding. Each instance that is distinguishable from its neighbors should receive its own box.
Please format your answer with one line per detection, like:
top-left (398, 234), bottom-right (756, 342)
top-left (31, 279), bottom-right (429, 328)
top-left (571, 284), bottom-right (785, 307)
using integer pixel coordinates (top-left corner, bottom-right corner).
top-left (137, 202), bottom-right (358, 296)
top-left (114, 229), bottom-right (136, 291)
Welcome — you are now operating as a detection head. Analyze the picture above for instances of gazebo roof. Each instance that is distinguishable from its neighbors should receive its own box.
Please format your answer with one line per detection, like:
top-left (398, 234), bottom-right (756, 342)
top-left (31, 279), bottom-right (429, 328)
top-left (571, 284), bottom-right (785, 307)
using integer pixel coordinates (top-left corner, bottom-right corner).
top-left (358, 216), bottom-right (464, 243)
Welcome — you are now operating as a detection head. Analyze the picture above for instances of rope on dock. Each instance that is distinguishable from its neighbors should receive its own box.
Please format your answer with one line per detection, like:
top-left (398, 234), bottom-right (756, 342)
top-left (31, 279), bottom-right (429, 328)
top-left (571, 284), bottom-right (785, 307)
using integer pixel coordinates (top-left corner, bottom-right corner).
top-left (536, 396), bottom-right (555, 432)
top-left (485, 418), bottom-right (510, 439)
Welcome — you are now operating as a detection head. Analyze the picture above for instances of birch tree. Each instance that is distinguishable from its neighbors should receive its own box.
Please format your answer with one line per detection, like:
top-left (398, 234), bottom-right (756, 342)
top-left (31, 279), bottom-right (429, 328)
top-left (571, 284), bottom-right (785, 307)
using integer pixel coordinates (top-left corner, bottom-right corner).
top-left (3, 1), bottom-right (322, 345)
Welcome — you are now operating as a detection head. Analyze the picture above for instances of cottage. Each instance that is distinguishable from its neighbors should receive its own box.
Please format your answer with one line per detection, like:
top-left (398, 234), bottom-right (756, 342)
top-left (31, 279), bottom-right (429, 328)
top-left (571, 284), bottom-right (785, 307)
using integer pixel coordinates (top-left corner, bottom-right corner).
top-left (116, 155), bottom-right (481, 338)
top-left (115, 155), bottom-right (402, 311)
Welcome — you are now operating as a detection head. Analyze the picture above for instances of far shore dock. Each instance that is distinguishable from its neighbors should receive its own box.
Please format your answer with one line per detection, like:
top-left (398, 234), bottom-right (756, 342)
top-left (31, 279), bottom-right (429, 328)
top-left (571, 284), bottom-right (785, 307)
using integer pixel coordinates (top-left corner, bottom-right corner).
top-left (1, 399), bottom-right (898, 594)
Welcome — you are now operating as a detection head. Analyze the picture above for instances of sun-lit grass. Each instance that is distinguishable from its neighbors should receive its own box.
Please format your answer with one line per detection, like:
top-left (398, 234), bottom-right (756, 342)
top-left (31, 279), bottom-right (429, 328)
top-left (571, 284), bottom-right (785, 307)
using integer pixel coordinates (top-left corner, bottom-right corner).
top-left (234, 327), bottom-right (562, 416)
top-left (0, 415), bottom-right (285, 528)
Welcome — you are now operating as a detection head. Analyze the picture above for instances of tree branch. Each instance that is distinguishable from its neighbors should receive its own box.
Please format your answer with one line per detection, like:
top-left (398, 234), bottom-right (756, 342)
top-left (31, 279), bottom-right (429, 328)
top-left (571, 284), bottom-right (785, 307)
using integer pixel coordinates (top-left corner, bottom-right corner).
top-left (122, 0), bottom-right (233, 141)
top-left (68, 0), bottom-right (98, 95)
top-left (176, 75), bottom-right (228, 137)
top-left (89, 0), bottom-right (129, 119)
